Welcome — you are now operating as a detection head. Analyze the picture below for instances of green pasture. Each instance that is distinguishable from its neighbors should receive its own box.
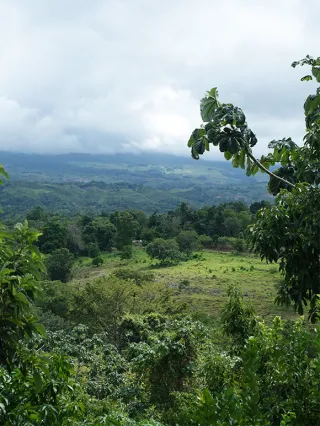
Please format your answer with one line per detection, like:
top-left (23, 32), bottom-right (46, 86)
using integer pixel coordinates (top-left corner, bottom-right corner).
top-left (73, 247), bottom-right (297, 322)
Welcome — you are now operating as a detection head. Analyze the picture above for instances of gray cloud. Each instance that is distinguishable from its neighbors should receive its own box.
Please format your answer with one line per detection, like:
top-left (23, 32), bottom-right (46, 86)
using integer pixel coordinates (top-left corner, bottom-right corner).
top-left (0, 0), bottom-right (319, 158)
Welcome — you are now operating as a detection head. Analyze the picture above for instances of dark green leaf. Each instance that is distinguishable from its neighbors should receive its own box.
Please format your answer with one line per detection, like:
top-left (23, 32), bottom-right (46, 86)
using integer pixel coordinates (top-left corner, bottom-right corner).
top-left (239, 150), bottom-right (245, 169)
top-left (33, 370), bottom-right (43, 393)
top-left (312, 66), bottom-right (320, 83)
top-left (200, 89), bottom-right (219, 121)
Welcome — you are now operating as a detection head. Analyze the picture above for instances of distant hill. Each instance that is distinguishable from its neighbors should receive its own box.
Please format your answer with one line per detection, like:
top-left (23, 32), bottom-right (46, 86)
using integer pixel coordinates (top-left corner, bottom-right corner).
top-left (0, 151), bottom-right (272, 219)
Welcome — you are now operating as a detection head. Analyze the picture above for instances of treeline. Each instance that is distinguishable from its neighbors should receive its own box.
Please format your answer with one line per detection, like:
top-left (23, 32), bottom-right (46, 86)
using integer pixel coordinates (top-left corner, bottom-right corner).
top-left (0, 179), bottom-right (270, 220)
top-left (24, 200), bottom-right (268, 281)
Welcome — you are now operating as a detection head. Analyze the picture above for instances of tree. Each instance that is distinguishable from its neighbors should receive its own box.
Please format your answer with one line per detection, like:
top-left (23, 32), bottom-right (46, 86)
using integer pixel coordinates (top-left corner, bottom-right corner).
top-left (155, 214), bottom-right (180, 239)
top-left (83, 218), bottom-right (116, 252)
top-left (120, 245), bottom-right (133, 261)
top-left (0, 220), bottom-right (46, 366)
top-left (176, 230), bottom-right (201, 257)
top-left (141, 228), bottom-right (156, 246)
top-left (26, 205), bottom-right (47, 221)
top-left (221, 286), bottom-right (256, 348)
top-left (175, 202), bottom-right (195, 229)
top-left (249, 200), bottom-right (270, 215)
top-left (110, 211), bottom-right (138, 250)
top-left (92, 256), bottom-right (104, 266)
top-left (198, 234), bottom-right (213, 249)
top-left (38, 219), bottom-right (67, 253)
top-left (46, 248), bottom-right (74, 282)
top-left (146, 238), bottom-right (181, 265)
top-left (86, 242), bottom-right (100, 258)
top-left (129, 210), bottom-right (148, 239)
top-left (187, 55), bottom-right (320, 320)
top-left (129, 318), bottom-right (204, 407)
top-left (223, 212), bottom-right (244, 238)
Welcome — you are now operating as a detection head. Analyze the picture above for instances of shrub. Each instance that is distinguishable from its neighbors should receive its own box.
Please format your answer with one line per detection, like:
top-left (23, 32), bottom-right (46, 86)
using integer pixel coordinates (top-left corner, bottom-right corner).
top-left (86, 242), bottom-right (100, 258)
top-left (146, 238), bottom-right (182, 265)
top-left (176, 230), bottom-right (201, 257)
top-left (113, 268), bottom-right (155, 285)
top-left (120, 245), bottom-right (133, 260)
top-left (179, 279), bottom-right (190, 290)
top-left (46, 248), bottom-right (74, 283)
top-left (92, 256), bottom-right (104, 266)
top-left (198, 234), bottom-right (213, 249)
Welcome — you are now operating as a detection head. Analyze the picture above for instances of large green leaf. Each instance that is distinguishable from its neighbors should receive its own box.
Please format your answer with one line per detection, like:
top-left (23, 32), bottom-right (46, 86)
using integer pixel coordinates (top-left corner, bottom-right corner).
top-left (15, 292), bottom-right (29, 305)
top-left (239, 150), bottom-right (245, 169)
top-left (246, 156), bottom-right (252, 176)
top-left (200, 88), bottom-right (219, 122)
top-left (304, 95), bottom-right (320, 116)
top-left (33, 370), bottom-right (43, 393)
top-left (312, 66), bottom-right (320, 83)
top-left (33, 322), bottom-right (46, 337)
top-left (232, 153), bottom-right (240, 168)
top-left (187, 135), bottom-right (195, 148)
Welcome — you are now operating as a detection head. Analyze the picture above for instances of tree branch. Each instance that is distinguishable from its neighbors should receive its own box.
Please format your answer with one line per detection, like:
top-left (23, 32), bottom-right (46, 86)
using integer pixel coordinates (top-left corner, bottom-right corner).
top-left (247, 151), bottom-right (296, 189)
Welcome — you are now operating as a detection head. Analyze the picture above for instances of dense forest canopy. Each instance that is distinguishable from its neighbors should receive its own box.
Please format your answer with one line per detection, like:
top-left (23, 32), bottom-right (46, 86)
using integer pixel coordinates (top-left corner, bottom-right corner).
top-left (0, 151), bottom-right (271, 220)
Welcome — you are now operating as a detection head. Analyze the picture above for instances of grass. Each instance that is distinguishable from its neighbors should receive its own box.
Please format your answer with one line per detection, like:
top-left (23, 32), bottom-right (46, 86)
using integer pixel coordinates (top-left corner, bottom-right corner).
top-left (73, 247), bottom-right (298, 323)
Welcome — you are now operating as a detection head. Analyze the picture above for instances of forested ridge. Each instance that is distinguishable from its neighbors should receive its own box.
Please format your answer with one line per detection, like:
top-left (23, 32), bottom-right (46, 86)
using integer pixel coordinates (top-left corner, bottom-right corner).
top-left (0, 56), bottom-right (320, 425)
top-left (0, 151), bottom-right (270, 219)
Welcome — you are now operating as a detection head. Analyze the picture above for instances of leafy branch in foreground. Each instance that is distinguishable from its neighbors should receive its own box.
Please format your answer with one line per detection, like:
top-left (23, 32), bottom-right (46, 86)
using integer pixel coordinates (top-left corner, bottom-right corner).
top-left (188, 88), bottom-right (297, 193)
top-left (188, 55), bottom-right (320, 320)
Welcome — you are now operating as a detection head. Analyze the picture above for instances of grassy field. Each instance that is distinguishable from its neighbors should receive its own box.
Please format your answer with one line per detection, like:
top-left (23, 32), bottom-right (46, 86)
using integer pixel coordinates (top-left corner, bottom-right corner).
top-left (73, 247), bottom-right (297, 323)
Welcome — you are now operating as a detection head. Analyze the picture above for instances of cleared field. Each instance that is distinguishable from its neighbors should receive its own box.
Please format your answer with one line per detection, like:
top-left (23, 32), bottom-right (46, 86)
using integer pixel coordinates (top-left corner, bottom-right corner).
top-left (73, 247), bottom-right (297, 323)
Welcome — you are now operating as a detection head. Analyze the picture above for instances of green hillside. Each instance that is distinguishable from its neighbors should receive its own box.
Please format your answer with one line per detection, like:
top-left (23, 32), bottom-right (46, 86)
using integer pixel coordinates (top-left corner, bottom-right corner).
top-left (0, 151), bottom-right (272, 218)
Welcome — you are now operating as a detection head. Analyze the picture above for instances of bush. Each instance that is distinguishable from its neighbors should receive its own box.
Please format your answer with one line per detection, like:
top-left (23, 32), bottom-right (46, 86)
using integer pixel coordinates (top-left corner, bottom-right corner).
top-left (198, 234), bottom-right (213, 249)
top-left (120, 245), bottom-right (133, 260)
top-left (146, 238), bottom-right (182, 265)
top-left (176, 230), bottom-right (201, 257)
top-left (179, 279), bottom-right (190, 290)
top-left (46, 248), bottom-right (74, 283)
top-left (86, 242), bottom-right (100, 258)
top-left (92, 256), bottom-right (104, 266)
top-left (221, 286), bottom-right (256, 348)
top-left (215, 237), bottom-right (247, 253)
top-left (233, 238), bottom-right (247, 253)
top-left (113, 268), bottom-right (155, 285)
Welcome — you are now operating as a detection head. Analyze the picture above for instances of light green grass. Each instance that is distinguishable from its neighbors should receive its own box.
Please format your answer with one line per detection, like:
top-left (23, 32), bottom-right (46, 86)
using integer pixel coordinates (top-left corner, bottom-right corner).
top-left (73, 247), bottom-right (297, 322)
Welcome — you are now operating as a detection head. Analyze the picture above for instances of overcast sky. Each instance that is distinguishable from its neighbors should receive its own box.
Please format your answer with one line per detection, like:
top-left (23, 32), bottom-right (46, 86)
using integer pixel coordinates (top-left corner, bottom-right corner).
top-left (0, 0), bottom-right (319, 158)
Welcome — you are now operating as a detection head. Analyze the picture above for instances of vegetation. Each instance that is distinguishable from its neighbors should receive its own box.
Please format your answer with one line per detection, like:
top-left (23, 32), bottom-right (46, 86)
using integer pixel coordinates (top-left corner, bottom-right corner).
top-left (188, 54), bottom-right (320, 320)
top-left (46, 248), bottom-right (74, 282)
top-left (92, 255), bottom-right (104, 266)
top-left (1, 55), bottom-right (320, 424)
top-left (120, 245), bottom-right (133, 261)
top-left (0, 152), bottom-right (271, 220)
top-left (146, 238), bottom-right (182, 265)
top-left (176, 230), bottom-right (201, 257)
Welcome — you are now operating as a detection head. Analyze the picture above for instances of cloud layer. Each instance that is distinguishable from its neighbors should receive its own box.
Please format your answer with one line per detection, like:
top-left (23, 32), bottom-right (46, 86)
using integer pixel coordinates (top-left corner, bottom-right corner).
top-left (0, 0), bottom-right (319, 158)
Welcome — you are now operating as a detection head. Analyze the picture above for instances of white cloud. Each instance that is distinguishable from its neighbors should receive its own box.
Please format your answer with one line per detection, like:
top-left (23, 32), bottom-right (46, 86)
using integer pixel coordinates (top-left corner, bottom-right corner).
top-left (0, 0), bottom-right (319, 158)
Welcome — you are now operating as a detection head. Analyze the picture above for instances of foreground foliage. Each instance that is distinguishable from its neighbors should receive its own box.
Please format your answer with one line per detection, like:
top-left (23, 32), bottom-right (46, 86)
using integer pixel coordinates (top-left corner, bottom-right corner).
top-left (188, 55), bottom-right (320, 319)
top-left (2, 209), bottom-right (320, 424)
